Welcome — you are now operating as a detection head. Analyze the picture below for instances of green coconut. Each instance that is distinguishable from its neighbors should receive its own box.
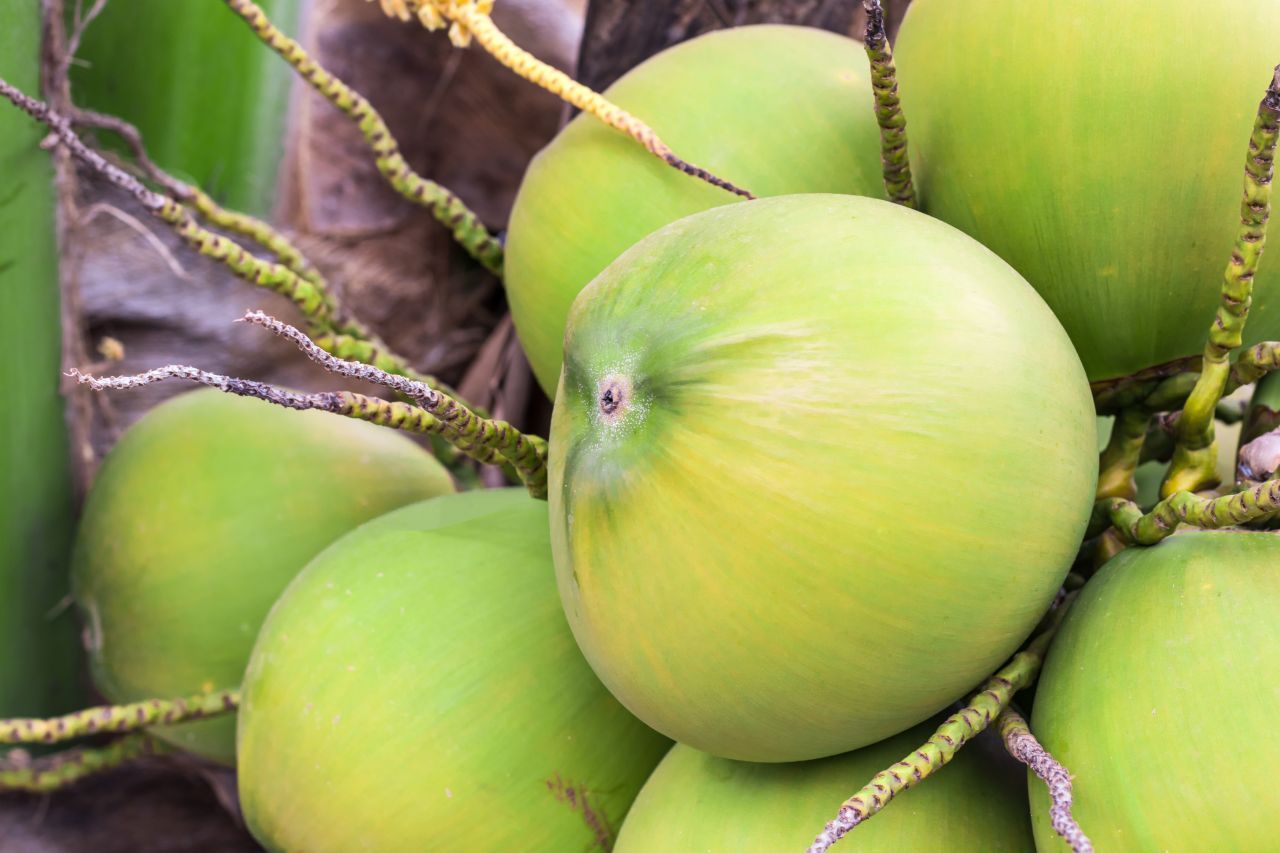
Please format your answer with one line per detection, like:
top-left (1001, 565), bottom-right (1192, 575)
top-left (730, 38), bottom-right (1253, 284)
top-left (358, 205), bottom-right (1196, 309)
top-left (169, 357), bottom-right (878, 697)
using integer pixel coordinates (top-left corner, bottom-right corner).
top-left (616, 719), bottom-right (1033, 851)
top-left (72, 389), bottom-right (454, 764)
top-left (238, 490), bottom-right (671, 851)
top-left (551, 194), bottom-right (1097, 762)
top-left (505, 24), bottom-right (885, 394)
top-left (1031, 530), bottom-right (1280, 850)
top-left (895, 0), bottom-right (1280, 382)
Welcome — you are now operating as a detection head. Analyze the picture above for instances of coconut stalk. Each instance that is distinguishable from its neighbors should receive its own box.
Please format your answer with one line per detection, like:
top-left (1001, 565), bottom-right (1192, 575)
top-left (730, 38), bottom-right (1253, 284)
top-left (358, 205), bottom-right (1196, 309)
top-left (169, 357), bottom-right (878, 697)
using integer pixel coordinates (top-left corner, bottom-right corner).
top-left (807, 590), bottom-right (1077, 851)
top-left (1161, 66), bottom-right (1280, 495)
top-left (0, 0), bottom-right (83, 727)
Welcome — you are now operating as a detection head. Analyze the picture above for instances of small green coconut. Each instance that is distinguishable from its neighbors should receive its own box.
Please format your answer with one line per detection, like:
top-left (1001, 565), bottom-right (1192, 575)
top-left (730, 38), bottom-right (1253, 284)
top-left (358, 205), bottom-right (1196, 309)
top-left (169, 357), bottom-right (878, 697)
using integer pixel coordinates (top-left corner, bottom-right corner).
top-left (72, 389), bottom-right (454, 764)
top-left (616, 719), bottom-right (1033, 851)
top-left (505, 24), bottom-right (885, 394)
top-left (1032, 530), bottom-right (1280, 849)
top-left (238, 490), bottom-right (671, 851)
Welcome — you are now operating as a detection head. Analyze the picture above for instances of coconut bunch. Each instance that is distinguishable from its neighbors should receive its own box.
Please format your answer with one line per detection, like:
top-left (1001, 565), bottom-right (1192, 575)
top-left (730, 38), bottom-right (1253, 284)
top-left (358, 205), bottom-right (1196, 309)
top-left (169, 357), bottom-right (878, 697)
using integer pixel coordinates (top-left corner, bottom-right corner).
top-left (3, 1), bottom-right (1280, 851)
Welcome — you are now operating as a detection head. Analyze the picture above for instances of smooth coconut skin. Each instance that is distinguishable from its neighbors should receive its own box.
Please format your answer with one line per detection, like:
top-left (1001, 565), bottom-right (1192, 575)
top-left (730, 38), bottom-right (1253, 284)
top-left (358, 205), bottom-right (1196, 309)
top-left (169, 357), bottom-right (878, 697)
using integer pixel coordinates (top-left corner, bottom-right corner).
top-left (551, 194), bottom-right (1098, 762)
top-left (1031, 531), bottom-right (1280, 850)
top-left (616, 719), bottom-right (1033, 851)
top-left (895, 0), bottom-right (1280, 382)
top-left (505, 25), bottom-right (885, 394)
top-left (238, 490), bottom-right (671, 851)
top-left (72, 390), bottom-right (453, 764)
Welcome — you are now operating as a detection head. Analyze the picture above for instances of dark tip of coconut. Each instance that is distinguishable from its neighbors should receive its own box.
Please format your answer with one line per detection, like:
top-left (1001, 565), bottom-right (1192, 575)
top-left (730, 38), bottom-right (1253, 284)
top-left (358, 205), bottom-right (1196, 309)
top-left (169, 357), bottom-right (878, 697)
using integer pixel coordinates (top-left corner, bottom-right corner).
top-left (596, 374), bottom-right (632, 423)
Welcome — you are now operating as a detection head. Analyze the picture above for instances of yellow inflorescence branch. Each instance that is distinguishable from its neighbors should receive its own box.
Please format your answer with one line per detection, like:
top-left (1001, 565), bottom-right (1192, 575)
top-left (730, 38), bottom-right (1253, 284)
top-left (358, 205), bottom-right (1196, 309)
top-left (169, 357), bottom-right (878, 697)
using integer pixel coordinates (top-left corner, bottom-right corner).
top-left (370, 0), bottom-right (756, 199)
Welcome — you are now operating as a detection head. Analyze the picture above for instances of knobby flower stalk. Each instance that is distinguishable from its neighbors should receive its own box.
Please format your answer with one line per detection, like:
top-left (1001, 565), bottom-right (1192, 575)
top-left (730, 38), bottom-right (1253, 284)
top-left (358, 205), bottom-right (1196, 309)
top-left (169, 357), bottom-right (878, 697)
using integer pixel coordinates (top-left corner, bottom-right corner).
top-left (0, 689), bottom-right (239, 745)
top-left (1095, 407), bottom-right (1150, 501)
top-left (221, 0), bottom-right (506, 274)
top-left (862, 0), bottom-right (916, 208)
top-left (806, 592), bottom-right (1076, 852)
top-left (1162, 66), bottom-right (1280, 496)
top-left (0, 77), bottom-right (339, 329)
top-left (71, 312), bottom-right (549, 497)
top-left (1, 734), bottom-right (162, 793)
top-left (1093, 476), bottom-right (1280, 545)
top-left (998, 707), bottom-right (1093, 853)
top-left (70, 107), bottom-right (321, 285)
top-left (0, 78), bottom-right (460, 400)
top-left (369, 0), bottom-right (756, 199)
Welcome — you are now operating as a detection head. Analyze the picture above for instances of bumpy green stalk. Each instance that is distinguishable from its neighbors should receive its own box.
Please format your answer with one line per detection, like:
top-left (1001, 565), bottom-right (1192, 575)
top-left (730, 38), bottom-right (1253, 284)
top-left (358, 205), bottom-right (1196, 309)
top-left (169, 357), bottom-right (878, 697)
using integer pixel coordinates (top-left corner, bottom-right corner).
top-left (0, 734), bottom-right (161, 792)
top-left (0, 689), bottom-right (239, 745)
top-left (0, 79), bottom-right (461, 400)
top-left (1095, 476), bottom-right (1280, 544)
top-left (72, 107), bottom-right (471, 400)
top-left (1163, 67), bottom-right (1280, 496)
top-left (862, 0), bottom-right (916, 208)
top-left (69, 312), bottom-right (548, 497)
top-left (0, 80), bottom-right (338, 324)
top-left (71, 107), bottom-right (320, 285)
top-left (222, 0), bottom-right (505, 275)
top-left (998, 707), bottom-right (1093, 853)
top-left (243, 311), bottom-right (544, 488)
top-left (806, 594), bottom-right (1074, 852)
top-left (313, 331), bottom-right (464, 400)
top-left (1096, 408), bottom-right (1149, 500)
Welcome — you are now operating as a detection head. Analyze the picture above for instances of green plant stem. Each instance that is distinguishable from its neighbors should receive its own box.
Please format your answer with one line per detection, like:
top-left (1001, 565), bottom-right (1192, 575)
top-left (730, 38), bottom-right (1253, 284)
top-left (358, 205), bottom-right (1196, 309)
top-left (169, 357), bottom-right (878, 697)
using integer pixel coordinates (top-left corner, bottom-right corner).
top-left (242, 311), bottom-right (544, 489)
top-left (68, 312), bottom-right (549, 497)
top-left (1096, 408), bottom-right (1149, 500)
top-left (0, 734), bottom-right (162, 793)
top-left (1163, 67), bottom-right (1280, 496)
top-left (222, 0), bottom-right (505, 275)
top-left (69, 106), bottom-right (320, 285)
top-left (0, 77), bottom-right (341, 328)
top-left (998, 707), bottom-right (1092, 853)
top-left (806, 593), bottom-right (1075, 852)
top-left (0, 78), bottom-right (466, 402)
top-left (862, 0), bottom-right (915, 208)
top-left (1093, 475), bottom-right (1280, 544)
top-left (0, 689), bottom-right (238, 745)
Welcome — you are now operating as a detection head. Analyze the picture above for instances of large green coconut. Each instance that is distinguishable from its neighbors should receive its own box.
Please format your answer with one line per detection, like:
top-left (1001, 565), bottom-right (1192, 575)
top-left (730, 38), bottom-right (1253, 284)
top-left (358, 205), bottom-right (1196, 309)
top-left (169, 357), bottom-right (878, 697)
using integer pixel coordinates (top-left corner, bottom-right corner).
top-left (505, 24), bottom-right (885, 394)
top-left (551, 194), bottom-right (1097, 762)
top-left (72, 390), bottom-right (454, 764)
top-left (616, 719), bottom-right (1033, 851)
top-left (238, 490), bottom-right (671, 851)
top-left (1031, 531), bottom-right (1280, 850)
top-left (895, 0), bottom-right (1280, 382)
